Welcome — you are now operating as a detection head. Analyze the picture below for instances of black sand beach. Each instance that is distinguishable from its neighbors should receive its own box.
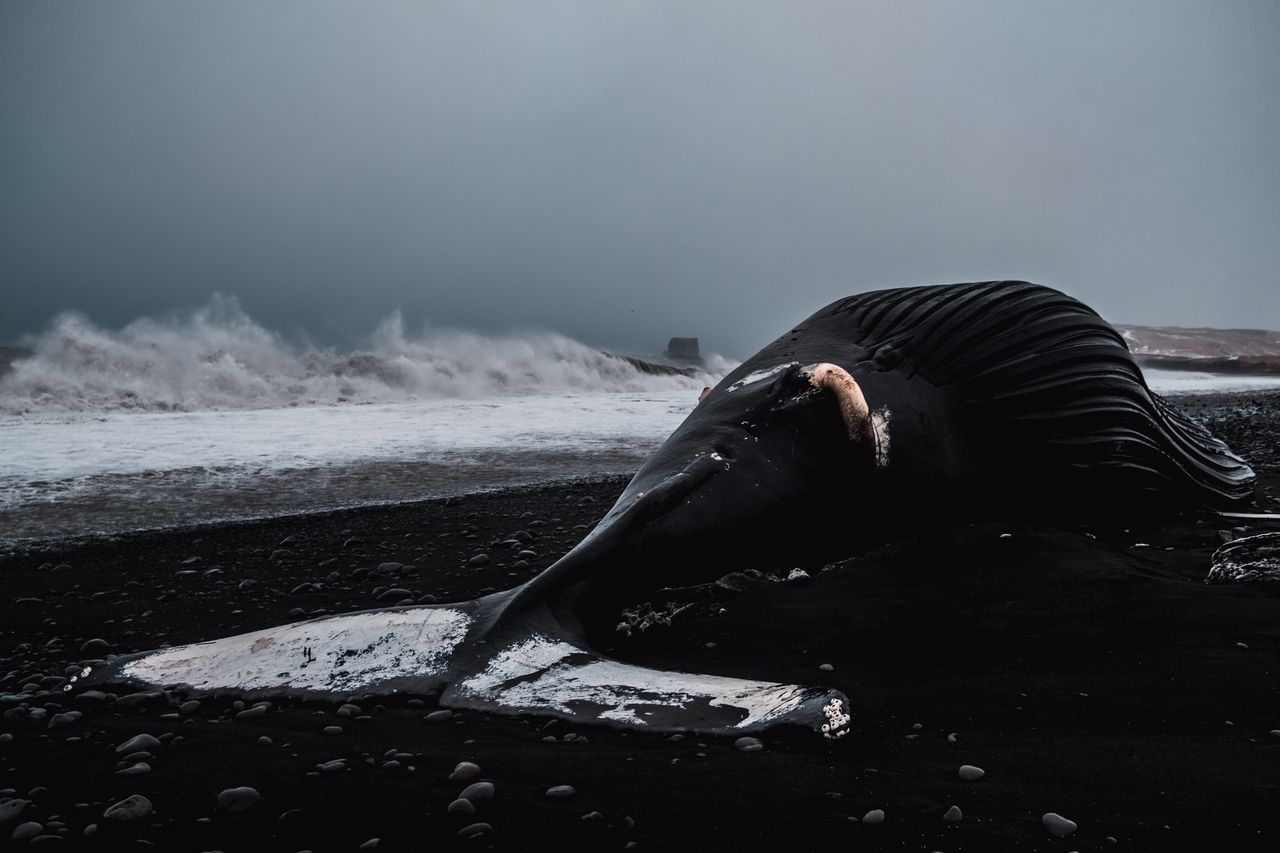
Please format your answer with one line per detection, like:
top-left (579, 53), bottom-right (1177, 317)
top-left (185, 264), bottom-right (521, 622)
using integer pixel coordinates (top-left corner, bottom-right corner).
top-left (2, 391), bottom-right (1279, 851)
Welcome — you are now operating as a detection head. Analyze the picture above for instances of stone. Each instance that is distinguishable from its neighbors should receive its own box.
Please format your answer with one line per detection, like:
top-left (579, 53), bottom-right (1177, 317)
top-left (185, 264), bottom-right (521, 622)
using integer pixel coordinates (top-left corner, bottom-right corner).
top-left (103, 795), bottom-right (153, 821)
top-left (0, 799), bottom-right (28, 826)
top-left (459, 782), bottom-right (494, 802)
top-left (216, 787), bottom-right (262, 814)
top-left (447, 798), bottom-right (476, 816)
top-left (115, 734), bottom-right (161, 754)
top-left (449, 762), bottom-right (481, 782)
top-left (1042, 812), bottom-right (1078, 838)
top-left (79, 639), bottom-right (111, 657)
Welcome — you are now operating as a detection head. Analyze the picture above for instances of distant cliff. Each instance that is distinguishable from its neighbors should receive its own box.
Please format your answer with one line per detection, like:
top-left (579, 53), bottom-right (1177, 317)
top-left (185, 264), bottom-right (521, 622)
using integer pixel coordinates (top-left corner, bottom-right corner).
top-left (1119, 326), bottom-right (1280, 375)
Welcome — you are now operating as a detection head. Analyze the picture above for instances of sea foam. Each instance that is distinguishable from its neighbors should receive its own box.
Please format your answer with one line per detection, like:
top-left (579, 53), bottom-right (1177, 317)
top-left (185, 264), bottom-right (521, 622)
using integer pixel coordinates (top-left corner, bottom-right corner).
top-left (0, 296), bottom-right (733, 415)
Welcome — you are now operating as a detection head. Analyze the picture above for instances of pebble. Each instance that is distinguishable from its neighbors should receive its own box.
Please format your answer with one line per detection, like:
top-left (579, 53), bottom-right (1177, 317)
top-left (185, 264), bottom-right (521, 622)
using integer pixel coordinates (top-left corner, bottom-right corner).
top-left (336, 703), bottom-right (362, 718)
top-left (48, 710), bottom-right (82, 729)
top-left (818, 663), bottom-right (834, 672)
top-left (449, 762), bottom-right (481, 782)
top-left (216, 786), bottom-right (262, 814)
top-left (459, 782), bottom-right (494, 802)
top-left (114, 689), bottom-right (167, 709)
top-left (458, 822), bottom-right (492, 838)
top-left (358, 838), bottom-right (381, 849)
top-left (235, 705), bottom-right (269, 720)
top-left (79, 638), bottom-right (111, 657)
top-left (74, 690), bottom-right (107, 707)
top-left (958, 764), bottom-right (985, 781)
top-left (317, 759), bottom-right (347, 771)
top-left (0, 799), bottom-right (28, 824)
top-left (1042, 812), bottom-right (1078, 838)
top-left (11, 821), bottom-right (43, 842)
top-left (545, 785), bottom-right (576, 798)
top-left (323, 726), bottom-right (343, 736)
top-left (425, 710), bottom-right (453, 723)
top-left (861, 809), bottom-right (885, 824)
top-left (734, 736), bottom-right (764, 752)
top-left (447, 798), bottom-right (476, 816)
top-left (468, 554), bottom-right (491, 567)
top-left (115, 734), bottom-right (161, 754)
top-left (943, 805), bottom-right (963, 822)
top-left (116, 762), bottom-right (151, 775)
top-left (103, 794), bottom-right (153, 821)
top-left (179, 700), bottom-right (201, 715)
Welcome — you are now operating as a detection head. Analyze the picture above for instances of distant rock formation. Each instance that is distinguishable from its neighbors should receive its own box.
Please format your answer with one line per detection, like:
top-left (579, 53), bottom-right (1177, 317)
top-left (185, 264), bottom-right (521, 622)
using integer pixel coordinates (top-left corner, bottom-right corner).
top-left (603, 352), bottom-right (700, 378)
top-left (1119, 326), bottom-right (1280, 375)
top-left (664, 337), bottom-right (702, 365)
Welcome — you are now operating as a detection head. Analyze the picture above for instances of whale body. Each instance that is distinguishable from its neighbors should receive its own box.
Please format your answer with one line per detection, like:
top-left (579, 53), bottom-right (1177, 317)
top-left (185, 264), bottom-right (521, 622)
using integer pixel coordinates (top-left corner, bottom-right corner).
top-left (74, 282), bottom-right (1255, 739)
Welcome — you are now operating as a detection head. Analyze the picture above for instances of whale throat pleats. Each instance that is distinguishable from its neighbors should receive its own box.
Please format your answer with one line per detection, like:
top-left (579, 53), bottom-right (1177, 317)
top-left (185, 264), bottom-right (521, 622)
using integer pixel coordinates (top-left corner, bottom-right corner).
top-left (812, 281), bottom-right (1255, 508)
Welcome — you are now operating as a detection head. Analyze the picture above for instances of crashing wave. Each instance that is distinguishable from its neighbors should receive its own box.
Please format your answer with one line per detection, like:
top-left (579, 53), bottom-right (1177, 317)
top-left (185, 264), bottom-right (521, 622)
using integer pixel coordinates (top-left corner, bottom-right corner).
top-left (0, 296), bottom-right (734, 415)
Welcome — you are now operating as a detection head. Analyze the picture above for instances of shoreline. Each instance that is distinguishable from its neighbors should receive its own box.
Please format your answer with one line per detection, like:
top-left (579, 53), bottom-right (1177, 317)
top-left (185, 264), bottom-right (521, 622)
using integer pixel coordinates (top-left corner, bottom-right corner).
top-left (0, 473), bottom-right (636, 558)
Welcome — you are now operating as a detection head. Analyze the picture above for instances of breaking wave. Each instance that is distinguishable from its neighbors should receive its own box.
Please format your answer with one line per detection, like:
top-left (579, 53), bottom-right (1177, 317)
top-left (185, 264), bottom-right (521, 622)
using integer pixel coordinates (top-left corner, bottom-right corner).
top-left (0, 296), bottom-right (734, 415)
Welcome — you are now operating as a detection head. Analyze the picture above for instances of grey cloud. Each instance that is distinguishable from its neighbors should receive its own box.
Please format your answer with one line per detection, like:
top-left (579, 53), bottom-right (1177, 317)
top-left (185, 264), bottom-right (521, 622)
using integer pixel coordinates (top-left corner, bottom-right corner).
top-left (2, 0), bottom-right (1277, 356)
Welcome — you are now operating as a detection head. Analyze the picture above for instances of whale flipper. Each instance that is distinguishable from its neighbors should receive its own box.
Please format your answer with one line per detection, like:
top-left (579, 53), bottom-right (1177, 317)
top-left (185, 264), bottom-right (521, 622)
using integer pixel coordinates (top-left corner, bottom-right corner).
top-left (75, 601), bottom-right (851, 738)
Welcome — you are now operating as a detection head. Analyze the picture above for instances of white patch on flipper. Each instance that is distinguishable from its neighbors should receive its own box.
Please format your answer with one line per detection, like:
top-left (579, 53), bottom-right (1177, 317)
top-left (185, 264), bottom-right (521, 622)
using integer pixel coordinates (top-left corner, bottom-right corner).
top-left (456, 634), bottom-right (810, 730)
top-left (725, 362), bottom-right (798, 393)
top-left (122, 607), bottom-right (471, 692)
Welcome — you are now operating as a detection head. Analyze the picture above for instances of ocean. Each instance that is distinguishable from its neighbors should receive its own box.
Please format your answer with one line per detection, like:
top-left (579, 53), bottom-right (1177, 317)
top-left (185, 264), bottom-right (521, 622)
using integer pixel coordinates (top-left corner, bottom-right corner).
top-left (3, 306), bottom-right (1278, 547)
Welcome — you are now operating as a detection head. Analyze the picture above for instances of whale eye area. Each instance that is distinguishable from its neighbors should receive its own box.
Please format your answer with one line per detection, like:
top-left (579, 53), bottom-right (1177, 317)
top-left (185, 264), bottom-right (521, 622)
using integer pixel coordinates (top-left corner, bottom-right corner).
top-left (872, 344), bottom-right (904, 371)
top-left (770, 367), bottom-right (821, 401)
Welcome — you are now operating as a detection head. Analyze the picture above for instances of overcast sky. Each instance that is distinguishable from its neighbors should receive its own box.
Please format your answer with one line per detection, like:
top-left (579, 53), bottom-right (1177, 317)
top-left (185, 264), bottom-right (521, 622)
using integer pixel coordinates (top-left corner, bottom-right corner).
top-left (2, 1), bottom-right (1277, 356)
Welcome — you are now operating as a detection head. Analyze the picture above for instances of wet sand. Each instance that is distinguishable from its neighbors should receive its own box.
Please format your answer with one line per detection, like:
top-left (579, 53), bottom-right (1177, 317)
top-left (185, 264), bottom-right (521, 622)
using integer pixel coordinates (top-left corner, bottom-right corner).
top-left (2, 391), bottom-right (1279, 851)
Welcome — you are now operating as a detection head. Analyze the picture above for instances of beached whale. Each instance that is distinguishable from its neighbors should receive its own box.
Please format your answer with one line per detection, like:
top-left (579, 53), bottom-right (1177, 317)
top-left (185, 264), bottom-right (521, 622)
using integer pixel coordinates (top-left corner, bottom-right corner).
top-left (73, 282), bottom-right (1255, 739)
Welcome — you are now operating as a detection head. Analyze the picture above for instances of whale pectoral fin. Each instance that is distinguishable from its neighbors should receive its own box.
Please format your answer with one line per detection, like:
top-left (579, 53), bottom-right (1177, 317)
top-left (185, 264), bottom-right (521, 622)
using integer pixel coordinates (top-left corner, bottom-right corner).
top-left (71, 603), bottom-right (479, 699)
top-left (70, 599), bottom-right (852, 741)
top-left (442, 633), bottom-right (852, 739)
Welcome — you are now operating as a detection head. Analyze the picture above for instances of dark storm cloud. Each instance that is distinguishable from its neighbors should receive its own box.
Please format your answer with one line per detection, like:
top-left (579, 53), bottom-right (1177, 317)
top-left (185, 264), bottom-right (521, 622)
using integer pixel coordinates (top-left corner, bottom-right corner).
top-left (2, 1), bottom-right (1277, 355)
